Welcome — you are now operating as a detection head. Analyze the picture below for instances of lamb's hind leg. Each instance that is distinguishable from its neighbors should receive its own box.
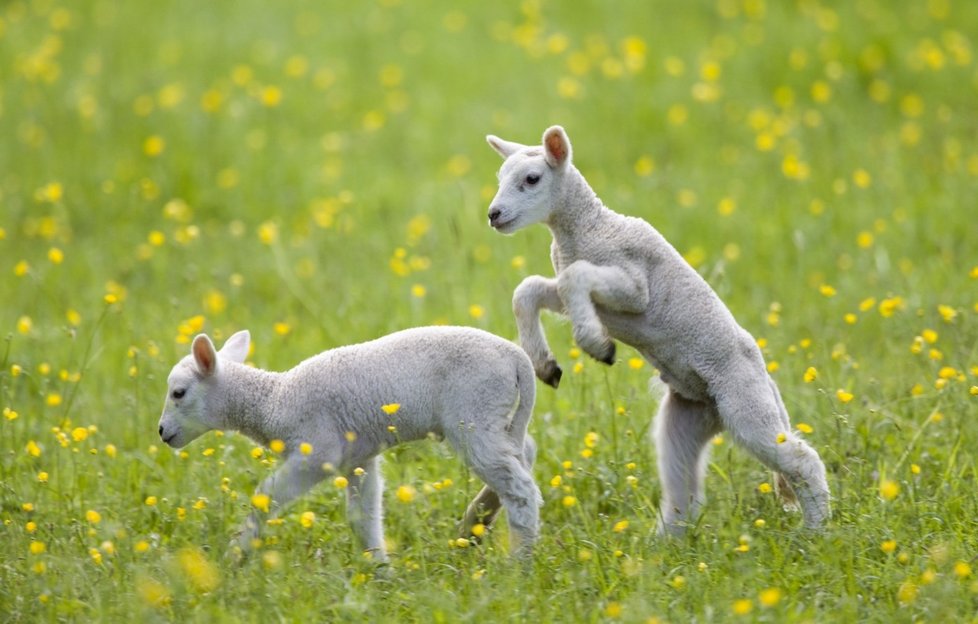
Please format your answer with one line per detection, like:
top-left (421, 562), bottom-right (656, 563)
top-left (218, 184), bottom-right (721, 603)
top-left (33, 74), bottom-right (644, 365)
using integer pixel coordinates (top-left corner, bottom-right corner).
top-left (768, 376), bottom-right (800, 510)
top-left (717, 382), bottom-right (830, 529)
top-left (460, 434), bottom-right (537, 538)
top-left (513, 275), bottom-right (564, 387)
top-left (457, 432), bottom-right (541, 555)
top-left (654, 389), bottom-right (722, 536)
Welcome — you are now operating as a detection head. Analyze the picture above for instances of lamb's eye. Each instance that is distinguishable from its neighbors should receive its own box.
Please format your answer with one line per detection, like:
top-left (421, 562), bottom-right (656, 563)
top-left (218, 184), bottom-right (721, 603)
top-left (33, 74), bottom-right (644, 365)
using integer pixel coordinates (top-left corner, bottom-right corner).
top-left (525, 173), bottom-right (541, 185)
top-left (171, 389), bottom-right (186, 400)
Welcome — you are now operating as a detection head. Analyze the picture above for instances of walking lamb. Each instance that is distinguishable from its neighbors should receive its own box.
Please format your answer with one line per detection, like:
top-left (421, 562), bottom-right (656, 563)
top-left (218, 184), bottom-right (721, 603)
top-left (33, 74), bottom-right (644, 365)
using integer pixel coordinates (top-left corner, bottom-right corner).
top-left (485, 125), bottom-right (830, 534)
top-left (157, 326), bottom-right (541, 561)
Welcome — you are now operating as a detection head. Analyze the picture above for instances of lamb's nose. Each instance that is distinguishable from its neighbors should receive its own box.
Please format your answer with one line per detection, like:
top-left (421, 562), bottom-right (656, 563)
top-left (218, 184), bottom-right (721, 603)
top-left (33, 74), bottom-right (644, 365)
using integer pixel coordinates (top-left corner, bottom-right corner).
top-left (158, 425), bottom-right (164, 438)
top-left (488, 207), bottom-right (501, 223)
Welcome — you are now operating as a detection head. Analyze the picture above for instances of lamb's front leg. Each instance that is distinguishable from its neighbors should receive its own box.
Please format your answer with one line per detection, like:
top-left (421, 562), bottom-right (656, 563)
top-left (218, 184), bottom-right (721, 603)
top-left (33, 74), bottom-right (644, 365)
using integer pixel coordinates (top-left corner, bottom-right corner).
top-left (512, 275), bottom-right (565, 387)
top-left (346, 455), bottom-right (388, 565)
top-left (557, 261), bottom-right (649, 364)
top-left (231, 454), bottom-right (330, 556)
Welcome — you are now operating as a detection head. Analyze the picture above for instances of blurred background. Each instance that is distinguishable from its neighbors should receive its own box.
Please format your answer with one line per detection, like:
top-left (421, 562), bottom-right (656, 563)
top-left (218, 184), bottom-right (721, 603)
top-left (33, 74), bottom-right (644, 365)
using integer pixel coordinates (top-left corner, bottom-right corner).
top-left (2, 0), bottom-right (977, 619)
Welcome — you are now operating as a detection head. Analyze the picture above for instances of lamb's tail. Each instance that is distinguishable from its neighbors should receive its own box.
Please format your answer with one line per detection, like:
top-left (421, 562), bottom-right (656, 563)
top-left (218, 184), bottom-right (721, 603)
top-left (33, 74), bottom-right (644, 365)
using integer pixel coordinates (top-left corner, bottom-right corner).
top-left (509, 351), bottom-right (537, 442)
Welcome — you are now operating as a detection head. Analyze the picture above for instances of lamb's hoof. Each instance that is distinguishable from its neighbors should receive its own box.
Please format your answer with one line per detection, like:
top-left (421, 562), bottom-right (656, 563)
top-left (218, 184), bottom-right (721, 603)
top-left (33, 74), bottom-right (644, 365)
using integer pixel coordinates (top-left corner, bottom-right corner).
top-left (538, 361), bottom-right (562, 388)
top-left (586, 340), bottom-right (615, 366)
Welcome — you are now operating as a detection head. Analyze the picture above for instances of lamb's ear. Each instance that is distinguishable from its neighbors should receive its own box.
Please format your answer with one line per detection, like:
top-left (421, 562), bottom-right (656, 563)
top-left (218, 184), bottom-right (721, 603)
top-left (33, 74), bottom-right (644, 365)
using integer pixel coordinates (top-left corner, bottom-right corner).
top-left (542, 125), bottom-right (572, 168)
top-left (191, 334), bottom-right (219, 377)
top-left (219, 330), bottom-right (250, 364)
top-left (487, 135), bottom-right (525, 159)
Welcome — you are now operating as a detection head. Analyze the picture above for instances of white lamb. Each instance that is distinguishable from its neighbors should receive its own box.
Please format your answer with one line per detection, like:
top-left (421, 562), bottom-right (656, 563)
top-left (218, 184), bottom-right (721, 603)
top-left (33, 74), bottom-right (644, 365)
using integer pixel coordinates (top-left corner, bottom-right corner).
top-left (485, 125), bottom-right (830, 534)
top-left (157, 326), bottom-right (542, 561)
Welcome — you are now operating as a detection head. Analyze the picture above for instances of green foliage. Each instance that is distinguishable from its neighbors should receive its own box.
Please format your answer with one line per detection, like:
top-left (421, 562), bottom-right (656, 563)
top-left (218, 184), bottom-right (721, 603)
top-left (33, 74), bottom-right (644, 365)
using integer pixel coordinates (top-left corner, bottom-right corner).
top-left (1, 0), bottom-right (977, 621)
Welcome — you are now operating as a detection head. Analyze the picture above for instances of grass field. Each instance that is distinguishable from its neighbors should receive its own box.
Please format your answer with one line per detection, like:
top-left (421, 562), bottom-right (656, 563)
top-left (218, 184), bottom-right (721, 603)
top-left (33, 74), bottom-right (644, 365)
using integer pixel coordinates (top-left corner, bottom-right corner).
top-left (2, 0), bottom-right (978, 621)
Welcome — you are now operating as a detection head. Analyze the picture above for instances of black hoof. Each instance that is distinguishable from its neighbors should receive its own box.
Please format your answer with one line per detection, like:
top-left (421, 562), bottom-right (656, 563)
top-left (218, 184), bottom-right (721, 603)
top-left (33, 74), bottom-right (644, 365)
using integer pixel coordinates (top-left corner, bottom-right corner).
top-left (595, 341), bottom-right (616, 365)
top-left (539, 361), bottom-right (562, 388)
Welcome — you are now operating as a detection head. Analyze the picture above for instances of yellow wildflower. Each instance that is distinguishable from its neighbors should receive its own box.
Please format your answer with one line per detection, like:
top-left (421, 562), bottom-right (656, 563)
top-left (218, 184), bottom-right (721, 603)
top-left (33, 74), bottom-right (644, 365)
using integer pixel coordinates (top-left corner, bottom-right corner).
top-left (937, 304), bottom-right (957, 323)
top-left (16, 316), bottom-right (32, 335)
top-left (732, 599), bottom-right (753, 615)
top-left (396, 484), bottom-right (416, 503)
top-left (260, 86), bottom-right (282, 107)
top-left (26, 440), bottom-right (41, 457)
top-left (878, 296), bottom-right (904, 317)
top-left (251, 494), bottom-right (271, 513)
top-left (262, 550), bottom-right (284, 570)
top-left (143, 135), bottom-right (165, 157)
top-left (177, 547), bottom-right (221, 592)
top-left (954, 561), bottom-right (972, 579)
top-left (897, 580), bottom-right (918, 604)
top-left (758, 587), bottom-right (782, 607)
top-left (879, 479), bottom-right (900, 501)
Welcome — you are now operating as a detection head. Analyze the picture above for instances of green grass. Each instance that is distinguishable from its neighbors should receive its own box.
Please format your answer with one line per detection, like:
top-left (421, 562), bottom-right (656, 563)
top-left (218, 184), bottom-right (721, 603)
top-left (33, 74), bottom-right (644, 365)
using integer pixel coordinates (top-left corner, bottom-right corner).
top-left (2, 0), bottom-right (978, 621)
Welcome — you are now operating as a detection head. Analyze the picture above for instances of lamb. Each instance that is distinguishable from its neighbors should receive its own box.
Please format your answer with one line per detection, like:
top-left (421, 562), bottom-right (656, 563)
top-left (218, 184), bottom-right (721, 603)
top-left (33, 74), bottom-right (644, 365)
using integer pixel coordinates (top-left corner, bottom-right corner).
top-left (157, 326), bottom-right (542, 561)
top-left (485, 125), bottom-right (830, 534)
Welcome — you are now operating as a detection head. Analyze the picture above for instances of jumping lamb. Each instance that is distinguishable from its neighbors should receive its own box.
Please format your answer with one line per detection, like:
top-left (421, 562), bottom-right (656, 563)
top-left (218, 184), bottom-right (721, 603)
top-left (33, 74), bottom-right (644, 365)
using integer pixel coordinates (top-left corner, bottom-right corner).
top-left (485, 125), bottom-right (830, 534)
top-left (157, 326), bottom-right (542, 561)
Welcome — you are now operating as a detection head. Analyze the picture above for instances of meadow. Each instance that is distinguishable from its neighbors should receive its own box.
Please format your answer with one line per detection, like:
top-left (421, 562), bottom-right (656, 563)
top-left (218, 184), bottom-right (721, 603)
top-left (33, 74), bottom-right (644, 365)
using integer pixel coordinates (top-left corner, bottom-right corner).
top-left (2, 0), bottom-right (977, 621)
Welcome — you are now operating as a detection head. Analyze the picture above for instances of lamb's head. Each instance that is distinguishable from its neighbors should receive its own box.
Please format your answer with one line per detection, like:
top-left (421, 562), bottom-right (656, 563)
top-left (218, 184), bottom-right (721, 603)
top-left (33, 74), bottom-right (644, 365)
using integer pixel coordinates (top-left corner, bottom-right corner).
top-left (486, 125), bottom-right (572, 234)
top-left (158, 330), bottom-right (250, 448)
